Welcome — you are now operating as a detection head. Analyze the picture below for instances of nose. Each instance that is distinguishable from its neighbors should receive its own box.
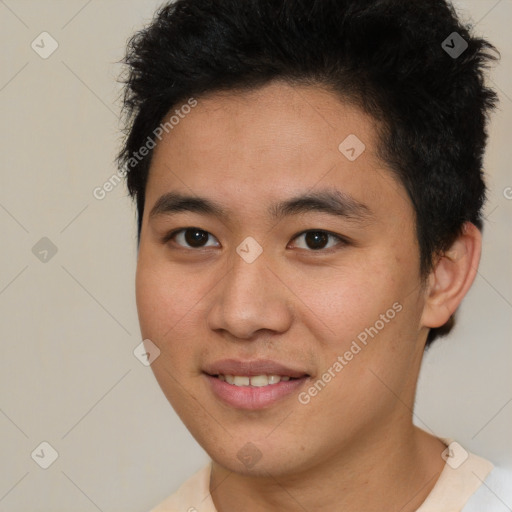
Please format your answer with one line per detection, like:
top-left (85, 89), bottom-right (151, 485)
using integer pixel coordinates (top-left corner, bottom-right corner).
top-left (206, 250), bottom-right (294, 341)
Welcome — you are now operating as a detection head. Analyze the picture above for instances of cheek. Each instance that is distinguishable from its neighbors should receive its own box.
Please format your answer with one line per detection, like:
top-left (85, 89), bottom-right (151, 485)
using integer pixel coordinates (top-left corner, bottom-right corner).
top-left (135, 257), bottom-right (169, 340)
top-left (291, 250), bottom-right (423, 402)
top-left (135, 249), bottom-right (198, 341)
top-left (135, 251), bottom-right (203, 400)
top-left (291, 257), bottom-right (405, 347)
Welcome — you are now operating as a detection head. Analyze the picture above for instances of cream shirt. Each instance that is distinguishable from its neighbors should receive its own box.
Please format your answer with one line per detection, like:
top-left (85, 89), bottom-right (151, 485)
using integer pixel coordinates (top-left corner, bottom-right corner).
top-left (149, 439), bottom-right (509, 512)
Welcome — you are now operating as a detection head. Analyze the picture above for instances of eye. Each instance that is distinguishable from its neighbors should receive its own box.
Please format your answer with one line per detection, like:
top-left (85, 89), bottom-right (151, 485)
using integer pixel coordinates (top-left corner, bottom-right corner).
top-left (165, 227), bottom-right (220, 249)
top-left (289, 230), bottom-right (347, 251)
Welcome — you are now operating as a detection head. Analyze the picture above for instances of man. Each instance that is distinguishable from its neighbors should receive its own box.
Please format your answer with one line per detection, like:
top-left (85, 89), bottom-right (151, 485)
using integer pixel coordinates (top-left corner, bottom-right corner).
top-left (118, 0), bottom-right (510, 510)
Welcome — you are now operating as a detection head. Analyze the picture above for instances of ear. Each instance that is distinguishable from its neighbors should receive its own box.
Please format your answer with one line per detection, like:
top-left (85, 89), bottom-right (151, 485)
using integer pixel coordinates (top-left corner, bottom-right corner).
top-left (420, 222), bottom-right (482, 329)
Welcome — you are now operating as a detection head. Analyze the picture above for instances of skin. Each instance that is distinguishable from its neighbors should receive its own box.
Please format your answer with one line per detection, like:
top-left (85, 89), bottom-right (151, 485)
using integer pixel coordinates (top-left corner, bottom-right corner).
top-left (135, 80), bottom-right (481, 512)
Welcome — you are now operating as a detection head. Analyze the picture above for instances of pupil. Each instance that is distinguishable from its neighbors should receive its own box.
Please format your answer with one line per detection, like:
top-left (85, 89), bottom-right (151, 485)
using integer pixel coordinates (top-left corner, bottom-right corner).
top-left (185, 228), bottom-right (208, 247)
top-left (305, 231), bottom-right (328, 250)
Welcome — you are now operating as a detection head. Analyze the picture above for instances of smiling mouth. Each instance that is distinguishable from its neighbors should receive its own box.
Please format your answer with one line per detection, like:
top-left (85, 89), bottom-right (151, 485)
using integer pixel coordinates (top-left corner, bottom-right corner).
top-left (204, 366), bottom-right (310, 409)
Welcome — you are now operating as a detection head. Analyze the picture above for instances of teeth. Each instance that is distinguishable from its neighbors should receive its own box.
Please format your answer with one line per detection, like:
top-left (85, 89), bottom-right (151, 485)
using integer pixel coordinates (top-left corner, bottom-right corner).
top-left (218, 374), bottom-right (292, 387)
top-left (268, 375), bottom-right (280, 385)
top-left (233, 376), bottom-right (250, 386)
top-left (251, 375), bottom-right (269, 387)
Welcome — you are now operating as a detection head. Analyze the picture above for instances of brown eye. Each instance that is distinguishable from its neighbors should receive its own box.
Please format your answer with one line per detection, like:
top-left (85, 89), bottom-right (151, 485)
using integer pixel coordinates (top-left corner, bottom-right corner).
top-left (170, 228), bottom-right (220, 249)
top-left (291, 230), bottom-right (346, 251)
top-left (304, 231), bottom-right (329, 250)
top-left (184, 228), bottom-right (209, 247)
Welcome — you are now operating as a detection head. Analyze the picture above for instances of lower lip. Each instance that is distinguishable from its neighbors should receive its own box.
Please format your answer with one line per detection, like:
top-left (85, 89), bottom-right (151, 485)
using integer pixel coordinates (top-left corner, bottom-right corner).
top-left (204, 374), bottom-right (308, 410)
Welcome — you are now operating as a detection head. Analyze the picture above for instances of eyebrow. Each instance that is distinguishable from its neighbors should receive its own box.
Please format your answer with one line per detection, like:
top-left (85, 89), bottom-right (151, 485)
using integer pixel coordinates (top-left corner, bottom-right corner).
top-left (149, 188), bottom-right (373, 223)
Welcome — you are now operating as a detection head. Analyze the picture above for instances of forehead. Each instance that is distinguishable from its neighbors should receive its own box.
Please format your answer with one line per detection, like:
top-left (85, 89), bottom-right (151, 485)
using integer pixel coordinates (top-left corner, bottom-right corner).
top-left (146, 81), bottom-right (411, 223)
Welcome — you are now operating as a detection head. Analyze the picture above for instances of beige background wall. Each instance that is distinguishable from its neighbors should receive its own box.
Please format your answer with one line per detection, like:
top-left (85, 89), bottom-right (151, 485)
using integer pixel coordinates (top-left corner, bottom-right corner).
top-left (0, 0), bottom-right (510, 510)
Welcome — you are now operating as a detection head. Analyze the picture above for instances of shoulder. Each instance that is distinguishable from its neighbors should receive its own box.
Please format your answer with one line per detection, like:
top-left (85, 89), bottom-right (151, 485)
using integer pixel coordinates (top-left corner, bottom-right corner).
top-left (417, 439), bottom-right (508, 512)
top-left (148, 462), bottom-right (216, 512)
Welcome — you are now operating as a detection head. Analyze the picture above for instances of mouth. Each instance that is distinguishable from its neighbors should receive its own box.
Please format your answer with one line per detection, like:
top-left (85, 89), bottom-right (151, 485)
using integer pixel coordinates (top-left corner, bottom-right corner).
top-left (203, 359), bottom-right (310, 409)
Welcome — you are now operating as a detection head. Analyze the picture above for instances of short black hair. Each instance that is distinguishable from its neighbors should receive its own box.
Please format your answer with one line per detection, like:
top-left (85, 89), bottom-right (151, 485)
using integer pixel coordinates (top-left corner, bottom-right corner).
top-left (118, 0), bottom-right (498, 346)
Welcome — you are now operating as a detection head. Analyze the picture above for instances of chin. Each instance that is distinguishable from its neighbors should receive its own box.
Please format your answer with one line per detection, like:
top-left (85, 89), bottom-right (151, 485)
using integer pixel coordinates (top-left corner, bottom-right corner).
top-left (202, 433), bottom-right (311, 478)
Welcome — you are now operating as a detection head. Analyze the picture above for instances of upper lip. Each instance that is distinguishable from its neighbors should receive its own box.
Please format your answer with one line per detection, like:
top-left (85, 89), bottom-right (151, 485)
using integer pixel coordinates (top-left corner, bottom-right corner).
top-left (203, 359), bottom-right (309, 378)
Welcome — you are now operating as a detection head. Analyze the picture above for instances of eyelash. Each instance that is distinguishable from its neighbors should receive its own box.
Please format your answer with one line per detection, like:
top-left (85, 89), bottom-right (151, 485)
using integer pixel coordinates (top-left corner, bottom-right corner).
top-left (162, 227), bottom-right (349, 253)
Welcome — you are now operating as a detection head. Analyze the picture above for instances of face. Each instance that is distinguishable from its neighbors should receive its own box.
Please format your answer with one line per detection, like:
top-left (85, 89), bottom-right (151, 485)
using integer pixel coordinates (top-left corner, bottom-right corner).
top-left (136, 81), bottom-right (429, 477)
